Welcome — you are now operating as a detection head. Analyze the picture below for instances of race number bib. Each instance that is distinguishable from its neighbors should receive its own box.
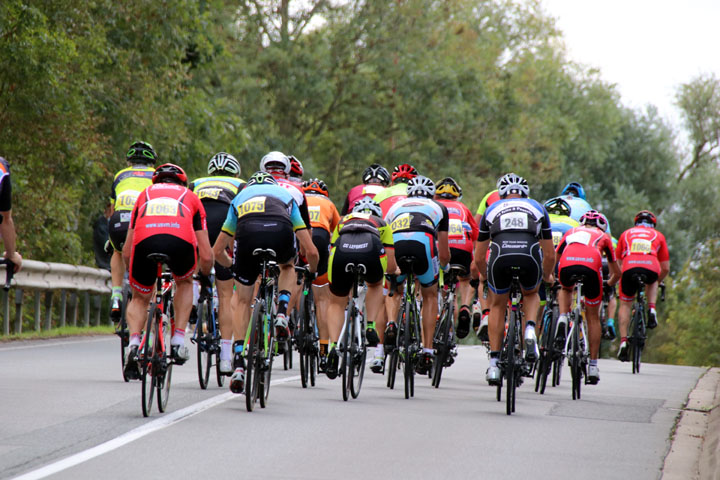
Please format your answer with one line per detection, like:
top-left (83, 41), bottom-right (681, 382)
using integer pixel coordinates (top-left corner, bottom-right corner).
top-left (500, 212), bottom-right (528, 230)
top-left (146, 198), bottom-right (179, 216)
top-left (449, 219), bottom-right (465, 238)
top-left (567, 230), bottom-right (591, 246)
top-left (552, 231), bottom-right (562, 247)
top-left (630, 239), bottom-right (652, 254)
top-left (197, 188), bottom-right (221, 200)
top-left (116, 190), bottom-right (141, 209)
top-left (390, 213), bottom-right (411, 232)
top-left (239, 196), bottom-right (266, 217)
top-left (119, 212), bottom-right (131, 223)
top-left (363, 184), bottom-right (384, 196)
top-left (308, 206), bottom-right (321, 223)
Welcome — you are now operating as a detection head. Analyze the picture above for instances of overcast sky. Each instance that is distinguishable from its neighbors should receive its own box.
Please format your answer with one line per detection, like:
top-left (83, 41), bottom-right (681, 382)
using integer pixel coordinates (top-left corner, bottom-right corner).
top-left (541, 0), bottom-right (720, 142)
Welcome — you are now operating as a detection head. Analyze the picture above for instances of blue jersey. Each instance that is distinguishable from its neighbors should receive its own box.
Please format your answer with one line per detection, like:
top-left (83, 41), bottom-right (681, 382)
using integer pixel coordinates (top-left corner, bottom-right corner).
top-left (385, 197), bottom-right (449, 235)
top-left (478, 197), bottom-right (552, 241)
top-left (222, 184), bottom-right (306, 236)
top-left (553, 194), bottom-right (592, 222)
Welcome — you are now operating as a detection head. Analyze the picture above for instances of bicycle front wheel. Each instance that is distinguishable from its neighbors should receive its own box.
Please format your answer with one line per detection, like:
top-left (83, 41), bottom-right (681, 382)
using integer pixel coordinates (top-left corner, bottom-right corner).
top-left (505, 311), bottom-right (517, 415)
top-left (141, 304), bottom-right (158, 417)
top-left (196, 300), bottom-right (211, 390)
top-left (570, 317), bottom-right (582, 400)
top-left (341, 309), bottom-right (353, 401)
top-left (245, 302), bottom-right (262, 412)
top-left (403, 301), bottom-right (414, 400)
top-left (432, 304), bottom-right (453, 389)
top-left (157, 315), bottom-right (173, 412)
top-left (350, 308), bottom-right (366, 399)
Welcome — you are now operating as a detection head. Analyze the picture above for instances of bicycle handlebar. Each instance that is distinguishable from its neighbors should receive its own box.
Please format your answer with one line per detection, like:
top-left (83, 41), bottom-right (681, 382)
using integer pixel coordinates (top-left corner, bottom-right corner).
top-left (0, 259), bottom-right (15, 291)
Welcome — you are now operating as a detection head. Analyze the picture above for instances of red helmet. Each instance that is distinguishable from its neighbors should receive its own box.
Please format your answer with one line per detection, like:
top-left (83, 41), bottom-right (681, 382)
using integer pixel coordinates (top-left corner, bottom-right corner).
top-left (152, 163), bottom-right (187, 187)
top-left (302, 178), bottom-right (329, 197)
top-left (288, 155), bottom-right (303, 178)
top-left (391, 163), bottom-right (418, 183)
top-left (634, 210), bottom-right (657, 227)
top-left (579, 209), bottom-right (608, 232)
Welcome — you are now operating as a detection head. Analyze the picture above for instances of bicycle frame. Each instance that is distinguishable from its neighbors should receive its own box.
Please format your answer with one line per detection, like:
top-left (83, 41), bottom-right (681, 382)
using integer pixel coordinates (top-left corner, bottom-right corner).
top-left (431, 265), bottom-right (464, 388)
top-left (628, 275), bottom-right (647, 374)
top-left (338, 263), bottom-right (368, 401)
top-left (565, 278), bottom-right (588, 400)
top-left (498, 270), bottom-right (525, 415)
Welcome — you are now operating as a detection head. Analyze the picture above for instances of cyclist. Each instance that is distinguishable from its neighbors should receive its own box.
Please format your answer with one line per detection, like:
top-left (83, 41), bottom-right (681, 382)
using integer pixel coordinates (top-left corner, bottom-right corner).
top-left (324, 197), bottom-right (397, 377)
top-left (474, 173), bottom-right (555, 385)
top-left (189, 152), bottom-right (246, 374)
top-left (433, 177), bottom-right (478, 339)
top-left (385, 175), bottom-right (451, 375)
top-left (0, 156), bottom-right (23, 271)
top-left (260, 151), bottom-right (312, 227)
top-left (555, 210), bottom-right (620, 384)
top-left (108, 141), bottom-right (156, 321)
top-left (373, 163), bottom-right (418, 216)
top-left (288, 155), bottom-right (304, 185)
top-left (544, 198), bottom-right (579, 249)
top-left (615, 210), bottom-right (669, 361)
top-left (340, 163), bottom-right (390, 215)
top-left (122, 164), bottom-right (214, 379)
top-left (546, 181), bottom-right (593, 222)
top-left (212, 172), bottom-right (319, 393)
top-left (601, 235), bottom-right (620, 340)
top-left (472, 186), bottom-right (501, 338)
top-left (303, 178), bottom-right (341, 368)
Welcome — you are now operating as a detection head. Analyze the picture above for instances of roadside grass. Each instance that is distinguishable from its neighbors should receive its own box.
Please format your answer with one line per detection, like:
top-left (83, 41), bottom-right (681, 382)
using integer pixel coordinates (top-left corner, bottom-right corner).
top-left (0, 325), bottom-right (115, 342)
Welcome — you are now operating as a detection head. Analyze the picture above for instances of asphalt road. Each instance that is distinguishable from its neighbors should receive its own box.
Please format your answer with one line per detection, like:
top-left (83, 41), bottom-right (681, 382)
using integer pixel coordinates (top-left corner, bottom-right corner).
top-left (0, 336), bottom-right (704, 480)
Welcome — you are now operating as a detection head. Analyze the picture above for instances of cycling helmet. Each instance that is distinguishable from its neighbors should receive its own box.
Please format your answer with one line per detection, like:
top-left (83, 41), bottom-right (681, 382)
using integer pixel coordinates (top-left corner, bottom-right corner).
top-left (362, 164), bottom-right (391, 186)
top-left (497, 173), bottom-right (529, 198)
top-left (544, 197), bottom-right (571, 217)
top-left (391, 163), bottom-right (418, 183)
top-left (152, 163), bottom-right (187, 186)
top-left (259, 151), bottom-right (290, 175)
top-left (303, 178), bottom-right (329, 197)
top-left (208, 152), bottom-right (241, 176)
top-left (352, 196), bottom-right (382, 217)
top-left (288, 155), bottom-right (303, 179)
top-left (634, 210), bottom-right (657, 227)
top-left (580, 209), bottom-right (608, 232)
top-left (435, 177), bottom-right (462, 199)
top-left (407, 175), bottom-right (435, 198)
top-left (246, 171), bottom-right (278, 187)
top-left (126, 141), bottom-right (157, 165)
top-left (561, 182), bottom-right (586, 200)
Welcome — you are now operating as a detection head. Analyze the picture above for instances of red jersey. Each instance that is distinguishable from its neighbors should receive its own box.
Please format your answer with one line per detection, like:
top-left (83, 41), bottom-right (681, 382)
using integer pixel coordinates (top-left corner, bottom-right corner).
top-left (557, 225), bottom-right (615, 272)
top-left (130, 183), bottom-right (207, 246)
top-left (616, 225), bottom-right (669, 274)
top-left (342, 183), bottom-right (386, 215)
top-left (436, 198), bottom-right (478, 253)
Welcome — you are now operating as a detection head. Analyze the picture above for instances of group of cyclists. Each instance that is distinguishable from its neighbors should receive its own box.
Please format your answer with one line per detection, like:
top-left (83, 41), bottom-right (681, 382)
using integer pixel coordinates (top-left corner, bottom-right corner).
top-left (107, 141), bottom-right (670, 401)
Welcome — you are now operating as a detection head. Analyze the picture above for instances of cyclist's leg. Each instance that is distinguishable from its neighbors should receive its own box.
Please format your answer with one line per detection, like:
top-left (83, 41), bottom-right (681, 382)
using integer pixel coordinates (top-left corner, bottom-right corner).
top-left (582, 266), bottom-right (603, 360)
top-left (215, 277), bottom-right (234, 362)
top-left (108, 211), bottom-right (129, 317)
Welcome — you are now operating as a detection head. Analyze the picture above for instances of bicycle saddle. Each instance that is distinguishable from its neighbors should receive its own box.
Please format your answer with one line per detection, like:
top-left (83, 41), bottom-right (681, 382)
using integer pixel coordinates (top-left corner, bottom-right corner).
top-left (147, 253), bottom-right (171, 264)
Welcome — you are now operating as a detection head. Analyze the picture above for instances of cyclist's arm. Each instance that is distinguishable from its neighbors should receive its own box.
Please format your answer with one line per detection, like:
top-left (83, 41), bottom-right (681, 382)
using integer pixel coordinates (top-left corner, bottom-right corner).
top-left (607, 260), bottom-right (621, 287)
top-left (438, 231), bottom-right (450, 268)
top-left (212, 232), bottom-right (233, 268)
top-left (659, 260), bottom-right (670, 282)
top-left (122, 227), bottom-right (134, 268)
top-left (195, 229), bottom-right (213, 276)
top-left (296, 228), bottom-right (319, 273)
top-left (540, 237), bottom-right (555, 283)
top-left (474, 239), bottom-right (489, 282)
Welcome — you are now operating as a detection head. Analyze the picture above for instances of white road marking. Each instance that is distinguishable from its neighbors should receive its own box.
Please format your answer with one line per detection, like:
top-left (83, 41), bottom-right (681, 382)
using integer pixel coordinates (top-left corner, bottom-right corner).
top-left (11, 374), bottom-right (301, 480)
top-left (0, 337), bottom-right (112, 352)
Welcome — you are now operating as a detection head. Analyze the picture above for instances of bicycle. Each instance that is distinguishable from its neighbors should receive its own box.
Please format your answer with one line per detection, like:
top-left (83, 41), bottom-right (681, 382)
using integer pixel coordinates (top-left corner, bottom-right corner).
top-left (295, 266), bottom-right (319, 389)
top-left (496, 267), bottom-right (529, 415)
top-left (565, 276), bottom-right (589, 400)
top-left (244, 248), bottom-right (280, 412)
top-left (431, 265), bottom-right (465, 388)
top-left (191, 274), bottom-right (224, 390)
top-left (535, 282), bottom-right (561, 395)
top-left (338, 263), bottom-right (368, 401)
top-left (114, 275), bottom-right (131, 382)
top-left (0, 258), bottom-right (15, 290)
top-left (139, 253), bottom-right (175, 417)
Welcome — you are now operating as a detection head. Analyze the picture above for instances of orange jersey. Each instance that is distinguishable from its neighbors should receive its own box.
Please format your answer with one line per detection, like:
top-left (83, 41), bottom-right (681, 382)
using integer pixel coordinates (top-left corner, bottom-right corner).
top-left (306, 193), bottom-right (340, 234)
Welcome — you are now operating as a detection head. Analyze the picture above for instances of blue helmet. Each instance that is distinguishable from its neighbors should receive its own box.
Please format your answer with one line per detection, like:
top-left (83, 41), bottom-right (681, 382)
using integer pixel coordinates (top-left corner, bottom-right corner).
top-left (561, 182), bottom-right (586, 200)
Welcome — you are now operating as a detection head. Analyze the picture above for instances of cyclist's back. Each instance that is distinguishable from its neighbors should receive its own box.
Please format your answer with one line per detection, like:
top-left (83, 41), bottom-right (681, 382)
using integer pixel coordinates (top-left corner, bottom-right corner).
top-left (341, 164), bottom-right (390, 215)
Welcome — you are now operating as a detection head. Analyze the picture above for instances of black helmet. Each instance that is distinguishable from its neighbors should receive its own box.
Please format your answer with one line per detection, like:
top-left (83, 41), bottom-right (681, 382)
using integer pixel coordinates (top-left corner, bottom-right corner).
top-left (362, 164), bottom-right (391, 186)
top-left (126, 141), bottom-right (157, 165)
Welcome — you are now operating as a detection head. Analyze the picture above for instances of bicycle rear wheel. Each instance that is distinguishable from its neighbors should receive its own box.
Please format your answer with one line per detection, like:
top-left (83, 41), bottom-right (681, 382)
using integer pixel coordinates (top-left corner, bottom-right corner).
top-left (403, 301), bottom-right (414, 400)
top-left (631, 308), bottom-right (644, 374)
top-left (341, 308), bottom-right (353, 401)
top-left (260, 324), bottom-right (275, 408)
top-left (505, 311), bottom-right (517, 415)
top-left (119, 286), bottom-right (130, 382)
top-left (157, 315), bottom-right (173, 412)
top-left (245, 303), bottom-right (262, 412)
top-left (386, 348), bottom-right (398, 389)
top-left (141, 304), bottom-right (157, 417)
top-left (196, 300), bottom-right (211, 390)
top-left (570, 317), bottom-right (582, 400)
top-left (432, 303), bottom-right (453, 389)
top-left (350, 309), bottom-right (366, 399)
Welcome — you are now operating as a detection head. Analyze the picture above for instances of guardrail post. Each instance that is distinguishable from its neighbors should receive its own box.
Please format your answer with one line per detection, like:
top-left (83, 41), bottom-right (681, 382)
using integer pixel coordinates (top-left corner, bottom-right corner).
top-left (2, 289), bottom-right (9, 335)
top-left (34, 291), bottom-right (42, 331)
top-left (83, 292), bottom-right (90, 327)
top-left (69, 292), bottom-right (78, 326)
top-left (93, 295), bottom-right (101, 326)
top-left (59, 290), bottom-right (67, 327)
top-left (44, 291), bottom-right (53, 330)
top-left (14, 288), bottom-right (24, 334)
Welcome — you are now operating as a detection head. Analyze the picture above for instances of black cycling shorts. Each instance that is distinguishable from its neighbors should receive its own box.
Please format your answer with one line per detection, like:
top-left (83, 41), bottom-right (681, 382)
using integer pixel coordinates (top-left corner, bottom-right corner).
top-left (559, 264), bottom-right (602, 306)
top-left (486, 233), bottom-right (542, 294)
top-left (129, 234), bottom-right (196, 294)
top-left (108, 210), bottom-right (131, 252)
top-left (312, 228), bottom-right (331, 279)
top-left (619, 267), bottom-right (658, 302)
top-left (329, 232), bottom-right (385, 297)
top-left (203, 200), bottom-right (233, 281)
top-left (232, 218), bottom-right (296, 286)
top-left (449, 248), bottom-right (472, 278)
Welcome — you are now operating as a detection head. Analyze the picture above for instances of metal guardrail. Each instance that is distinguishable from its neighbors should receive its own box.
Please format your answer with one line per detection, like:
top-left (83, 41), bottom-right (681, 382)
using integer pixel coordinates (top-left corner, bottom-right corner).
top-left (0, 260), bottom-right (112, 336)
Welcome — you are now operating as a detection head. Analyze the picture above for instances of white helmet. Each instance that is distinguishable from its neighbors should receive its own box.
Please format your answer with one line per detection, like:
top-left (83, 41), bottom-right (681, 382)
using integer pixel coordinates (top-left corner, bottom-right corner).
top-left (497, 173), bottom-right (529, 198)
top-left (259, 151), bottom-right (290, 174)
top-left (208, 152), bottom-right (240, 176)
top-left (407, 175), bottom-right (435, 198)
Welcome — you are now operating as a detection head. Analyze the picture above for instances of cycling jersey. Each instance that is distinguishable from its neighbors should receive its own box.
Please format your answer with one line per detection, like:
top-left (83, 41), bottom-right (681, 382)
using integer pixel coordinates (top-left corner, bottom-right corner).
top-left (616, 226), bottom-right (669, 273)
top-left (306, 193), bottom-right (341, 234)
top-left (221, 184), bottom-right (307, 237)
top-left (478, 198), bottom-right (552, 241)
top-left (548, 213), bottom-right (579, 248)
top-left (475, 189), bottom-right (500, 217)
top-left (435, 198), bottom-right (478, 253)
top-left (385, 197), bottom-right (450, 236)
top-left (373, 183), bottom-right (408, 217)
top-left (0, 158), bottom-right (11, 212)
top-left (110, 166), bottom-right (155, 211)
top-left (274, 177), bottom-right (311, 228)
top-left (341, 183), bottom-right (386, 215)
top-left (545, 194), bottom-right (592, 222)
top-left (556, 226), bottom-right (616, 305)
top-left (190, 176), bottom-right (245, 205)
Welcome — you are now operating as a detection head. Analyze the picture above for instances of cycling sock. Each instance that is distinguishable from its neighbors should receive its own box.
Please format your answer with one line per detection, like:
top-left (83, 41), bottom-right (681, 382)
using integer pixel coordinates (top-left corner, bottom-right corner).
top-left (482, 309), bottom-right (490, 317)
top-left (621, 336), bottom-right (628, 344)
top-left (329, 341), bottom-right (337, 351)
top-left (111, 287), bottom-right (122, 300)
top-left (526, 321), bottom-right (536, 329)
top-left (221, 339), bottom-right (232, 361)
top-left (171, 328), bottom-right (185, 346)
top-left (489, 352), bottom-right (499, 367)
top-left (277, 290), bottom-right (291, 317)
top-left (374, 345), bottom-right (384, 357)
top-left (649, 303), bottom-right (656, 310)
top-left (423, 347), bottom-right (433, 355)
top-left (129, 333), bottom-right (141, 347)
top-left (233, 340), bottom-right (244, 366)
top-left (319, 340), bottom-right (328, 357)
top-left (589, 359), bottom-right (598, 366)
